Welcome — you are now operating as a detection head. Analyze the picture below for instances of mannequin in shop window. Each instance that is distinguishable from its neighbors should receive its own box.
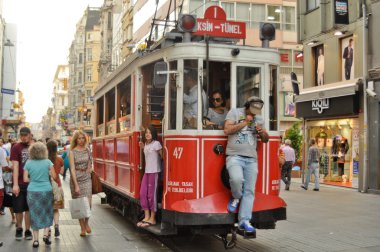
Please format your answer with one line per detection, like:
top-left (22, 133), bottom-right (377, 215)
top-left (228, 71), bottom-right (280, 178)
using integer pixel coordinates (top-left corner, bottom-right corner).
top-left (331, 135), bottom-right (349, 176)
top-left (315, 127), bottom-right (327, 148)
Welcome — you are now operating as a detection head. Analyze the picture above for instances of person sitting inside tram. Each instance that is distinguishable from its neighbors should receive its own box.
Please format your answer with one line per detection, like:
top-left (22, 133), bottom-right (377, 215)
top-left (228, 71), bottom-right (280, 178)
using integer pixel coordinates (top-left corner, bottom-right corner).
top-left (120, 94), bottom-right (131, 117)
top-left (183, 69), bottom-right (207, 129)
top-left (203, 90), bottom-right (228, 129)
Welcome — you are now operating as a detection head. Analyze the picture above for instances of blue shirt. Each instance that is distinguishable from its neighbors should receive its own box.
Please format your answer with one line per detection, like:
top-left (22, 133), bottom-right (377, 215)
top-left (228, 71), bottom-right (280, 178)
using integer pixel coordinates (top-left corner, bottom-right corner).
top-left (24, 159), bottom-right (54, 192)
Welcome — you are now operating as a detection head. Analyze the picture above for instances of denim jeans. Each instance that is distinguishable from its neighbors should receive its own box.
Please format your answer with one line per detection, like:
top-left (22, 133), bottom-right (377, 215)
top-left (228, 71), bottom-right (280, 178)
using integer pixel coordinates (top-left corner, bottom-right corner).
top-left (226, 155), bottom-right (258, 224)
top-left (304, 163), bottom-right (320, 189)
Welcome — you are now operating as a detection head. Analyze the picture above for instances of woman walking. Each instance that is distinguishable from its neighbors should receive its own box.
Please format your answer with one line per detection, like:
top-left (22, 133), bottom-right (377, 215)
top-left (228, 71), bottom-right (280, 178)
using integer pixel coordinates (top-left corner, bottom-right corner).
top-left (46, 140), bottom-right (64, 237)
top-left (23, 142), bottom-right (57, 248)
top-left (69, 130), bottom-right (92, 236)
top-left (137, 125), bottom-right (162, 227)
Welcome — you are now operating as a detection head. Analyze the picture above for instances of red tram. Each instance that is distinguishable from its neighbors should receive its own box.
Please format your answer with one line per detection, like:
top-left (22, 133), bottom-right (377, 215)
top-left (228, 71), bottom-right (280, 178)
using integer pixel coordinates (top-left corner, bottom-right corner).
top-left (92, 9), bottom-right (286, 248)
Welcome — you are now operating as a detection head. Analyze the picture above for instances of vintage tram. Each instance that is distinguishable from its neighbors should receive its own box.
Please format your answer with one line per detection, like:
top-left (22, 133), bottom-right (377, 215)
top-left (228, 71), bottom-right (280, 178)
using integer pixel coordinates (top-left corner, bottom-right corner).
top-left (92, 8), bottom-right (286, 248)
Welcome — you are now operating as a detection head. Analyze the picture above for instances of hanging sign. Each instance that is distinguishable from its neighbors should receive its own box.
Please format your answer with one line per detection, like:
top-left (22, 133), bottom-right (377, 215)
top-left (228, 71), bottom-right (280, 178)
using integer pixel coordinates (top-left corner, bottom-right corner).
top-left (334, 0), bottom-right (349, 25)
top-left (194, 6), bottom-right (246, 39)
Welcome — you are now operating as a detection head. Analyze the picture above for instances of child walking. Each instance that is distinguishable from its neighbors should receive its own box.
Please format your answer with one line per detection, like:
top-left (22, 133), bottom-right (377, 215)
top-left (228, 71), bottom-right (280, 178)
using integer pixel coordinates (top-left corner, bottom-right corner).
top-left (137, 125), bottom-right (162, 227)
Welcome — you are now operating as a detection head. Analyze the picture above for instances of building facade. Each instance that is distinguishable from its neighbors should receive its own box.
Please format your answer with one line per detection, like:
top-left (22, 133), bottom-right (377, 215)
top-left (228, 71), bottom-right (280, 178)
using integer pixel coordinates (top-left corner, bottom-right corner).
top-left (52, 65), bottom-right (69, 141)
top-left (295, 0), bottom-right (375, 191)
top-left (68, 7), bottom-right (101, 137)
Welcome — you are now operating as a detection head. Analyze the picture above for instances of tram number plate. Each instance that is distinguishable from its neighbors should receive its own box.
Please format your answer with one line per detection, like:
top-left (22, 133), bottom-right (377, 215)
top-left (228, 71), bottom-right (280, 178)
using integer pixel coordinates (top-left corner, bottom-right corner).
top-left (173, 147), bottom-right (183, 159)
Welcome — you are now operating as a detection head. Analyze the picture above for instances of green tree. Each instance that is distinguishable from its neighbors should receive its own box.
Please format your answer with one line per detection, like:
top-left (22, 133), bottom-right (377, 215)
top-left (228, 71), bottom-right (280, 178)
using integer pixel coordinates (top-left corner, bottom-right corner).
top-left (285, 122), bottom-right (303, 161)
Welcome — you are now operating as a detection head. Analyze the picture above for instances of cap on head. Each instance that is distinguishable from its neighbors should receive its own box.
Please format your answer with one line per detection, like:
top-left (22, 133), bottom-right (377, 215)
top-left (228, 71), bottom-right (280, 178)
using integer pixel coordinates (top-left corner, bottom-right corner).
top-left (19, 127), bottom-right (31, 136)
top-left (245, 96), bottom-right (264, 115)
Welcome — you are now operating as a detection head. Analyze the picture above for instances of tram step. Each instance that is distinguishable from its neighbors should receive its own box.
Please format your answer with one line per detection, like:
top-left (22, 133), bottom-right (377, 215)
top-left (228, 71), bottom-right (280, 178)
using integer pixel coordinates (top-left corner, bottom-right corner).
top-left (141, 222), bottom-right (177, 236)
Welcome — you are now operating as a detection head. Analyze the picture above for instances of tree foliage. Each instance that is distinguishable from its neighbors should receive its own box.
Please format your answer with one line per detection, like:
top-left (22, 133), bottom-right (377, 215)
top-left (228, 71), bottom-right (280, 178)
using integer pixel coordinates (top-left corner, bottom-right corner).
top-left (285, 122), bottom-right (303, 161)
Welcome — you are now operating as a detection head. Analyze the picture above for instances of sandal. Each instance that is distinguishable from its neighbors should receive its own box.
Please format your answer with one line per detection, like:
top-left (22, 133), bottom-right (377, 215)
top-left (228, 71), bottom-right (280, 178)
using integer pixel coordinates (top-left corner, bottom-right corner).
top-left (140, 221), bottom-right (155, 228)
top-left (86, 226), bottom-right (92, 234)
top-left (43, 236), bottom-right (51, 245)
top-left (80, 231), bottom-right (86, 237)
top-left (33, 240), bottom-right (39, 248)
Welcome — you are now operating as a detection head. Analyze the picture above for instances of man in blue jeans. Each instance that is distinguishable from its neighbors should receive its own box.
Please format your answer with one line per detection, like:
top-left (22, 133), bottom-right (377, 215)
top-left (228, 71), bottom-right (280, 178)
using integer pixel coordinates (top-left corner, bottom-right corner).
top-left (224, 96), bottom-right (269, 233)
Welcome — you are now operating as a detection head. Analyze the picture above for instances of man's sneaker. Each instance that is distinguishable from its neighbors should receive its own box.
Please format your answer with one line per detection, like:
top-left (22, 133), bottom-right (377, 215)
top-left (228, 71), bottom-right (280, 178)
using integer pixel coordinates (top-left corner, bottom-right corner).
top-left (313, 188), bottom-right (320, 191)
top-left (15, 228), bottom-right (23, 241)
top-left (239, 221), bottom-right (256, 233)
top-left (300, 185), bottom-right (308, 190)
top-left (227, 198), bottom-right (240, 213)
top-left (54, 224), bottom-right (60, 237)
top-left (24, 229), bottom-right (33, 240)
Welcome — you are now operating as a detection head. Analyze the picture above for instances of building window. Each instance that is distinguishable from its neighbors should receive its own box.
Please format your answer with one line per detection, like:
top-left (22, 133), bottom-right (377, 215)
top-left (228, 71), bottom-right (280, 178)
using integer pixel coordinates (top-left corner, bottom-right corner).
top-left (189, 0), bottom-right (204, 17)
top-left (282, 6), bottom-right (296, 31)
top-left (221, 2), bottom-right (235, 20)
top-left (79, 53), bottom-right (83, 64)
top-left (251, 4), bottom-right (265, 28)
top-left (86, 66), bottom-right (92, 82)
top-left (61, 96), bottom-right (65, 106)
top-left (236, 3), bottom-right (250, 27)
top-left (87, 48), bottom-right (92, 61)
top-left (107, 12), bottom-right (112, 29)
top-left (78, 71), bottom-right (83, 83)
top-left (267, 5), bottom-right (281, 29)
top-left (87, 33), bottom-right (92, 40)
top-left (307, 0), bottom-right (320, 11)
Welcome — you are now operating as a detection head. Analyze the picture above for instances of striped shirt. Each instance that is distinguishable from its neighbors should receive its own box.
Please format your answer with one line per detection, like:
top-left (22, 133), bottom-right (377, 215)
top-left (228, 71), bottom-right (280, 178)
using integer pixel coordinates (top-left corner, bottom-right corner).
top-left (308, 146), bottom-right (320, 165)
top-left (280, 145), bottom-right (295, 163)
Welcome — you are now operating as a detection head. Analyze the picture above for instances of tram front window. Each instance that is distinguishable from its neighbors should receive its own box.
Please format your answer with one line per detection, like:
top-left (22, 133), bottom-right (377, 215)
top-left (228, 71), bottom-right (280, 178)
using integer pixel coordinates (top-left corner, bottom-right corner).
top-left (168, 61), bottom-right (177, 130)
top-left (236, 66), bottom-right (261, 107)
top-left (183, 60), bottom-right (207, 129)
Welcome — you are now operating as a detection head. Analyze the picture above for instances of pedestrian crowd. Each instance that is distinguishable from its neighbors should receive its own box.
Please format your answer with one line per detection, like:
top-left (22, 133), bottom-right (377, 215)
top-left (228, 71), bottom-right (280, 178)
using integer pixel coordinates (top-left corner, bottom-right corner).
top-left (0, 127), bottom-right (92, 248)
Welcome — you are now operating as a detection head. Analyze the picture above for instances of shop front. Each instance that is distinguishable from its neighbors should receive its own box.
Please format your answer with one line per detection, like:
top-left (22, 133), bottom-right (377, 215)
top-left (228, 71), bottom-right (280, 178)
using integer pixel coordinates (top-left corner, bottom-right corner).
top-left (296, 83), bottom-right (361, 188)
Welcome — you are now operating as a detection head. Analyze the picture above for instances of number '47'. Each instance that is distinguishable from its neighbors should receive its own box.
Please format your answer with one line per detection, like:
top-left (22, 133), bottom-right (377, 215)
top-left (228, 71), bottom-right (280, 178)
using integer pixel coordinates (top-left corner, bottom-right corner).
top-left (173, 147), bottom-right (183, 159)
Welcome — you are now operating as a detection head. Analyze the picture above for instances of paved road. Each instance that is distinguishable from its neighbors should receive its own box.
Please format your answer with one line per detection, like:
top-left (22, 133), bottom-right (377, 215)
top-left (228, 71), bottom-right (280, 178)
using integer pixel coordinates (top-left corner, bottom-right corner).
top-left (1, 178), bottom-right (380, 251)
top-left (0, 176), bottom-right (170, 252)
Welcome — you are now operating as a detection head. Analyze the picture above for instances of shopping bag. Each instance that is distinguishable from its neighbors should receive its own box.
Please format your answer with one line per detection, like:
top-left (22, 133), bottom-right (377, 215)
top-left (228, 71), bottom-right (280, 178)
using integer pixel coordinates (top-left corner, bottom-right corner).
top-left (91, 172), bottom-right (103, 194)
top-left (69, 197), bottom-right (91, 219)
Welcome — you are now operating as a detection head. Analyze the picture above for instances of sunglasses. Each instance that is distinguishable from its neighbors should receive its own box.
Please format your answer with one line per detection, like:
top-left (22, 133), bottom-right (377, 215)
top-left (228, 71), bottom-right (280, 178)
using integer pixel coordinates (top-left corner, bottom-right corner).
top-left (211, 98), bottom-right (222, 102)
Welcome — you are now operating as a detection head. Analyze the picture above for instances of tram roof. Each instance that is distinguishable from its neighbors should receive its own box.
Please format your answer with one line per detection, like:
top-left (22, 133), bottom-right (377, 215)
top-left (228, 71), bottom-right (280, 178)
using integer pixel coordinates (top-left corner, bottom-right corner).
top-left (95, 42), bottom-right (280, 96)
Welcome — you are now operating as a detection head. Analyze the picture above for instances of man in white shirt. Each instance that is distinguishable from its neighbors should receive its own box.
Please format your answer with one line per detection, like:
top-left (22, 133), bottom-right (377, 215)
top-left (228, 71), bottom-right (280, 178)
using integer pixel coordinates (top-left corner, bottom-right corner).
top-left (183, 69), bottom-right (207, 129)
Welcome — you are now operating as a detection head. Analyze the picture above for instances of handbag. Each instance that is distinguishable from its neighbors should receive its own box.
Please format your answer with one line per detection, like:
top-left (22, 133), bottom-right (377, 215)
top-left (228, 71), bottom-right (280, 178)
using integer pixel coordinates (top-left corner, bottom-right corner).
top-left (278, 149), bottom-right (286, 167)
top-left (91, 171), bottom-right (103, 194)
top-left (2, 172), bottom-right (13, 195)
top-left (69, 197), bottom-right (91, 219)
top-left (51, 179), bottom-right (65, 209)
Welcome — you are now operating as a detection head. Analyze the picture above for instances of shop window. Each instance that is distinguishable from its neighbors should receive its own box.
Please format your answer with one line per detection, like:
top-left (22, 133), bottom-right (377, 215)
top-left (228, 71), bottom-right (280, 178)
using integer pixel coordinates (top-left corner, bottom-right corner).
top-left (306, 118), bottom-right (359, 188)
top-left (313, 44), bottom-right (324, 86)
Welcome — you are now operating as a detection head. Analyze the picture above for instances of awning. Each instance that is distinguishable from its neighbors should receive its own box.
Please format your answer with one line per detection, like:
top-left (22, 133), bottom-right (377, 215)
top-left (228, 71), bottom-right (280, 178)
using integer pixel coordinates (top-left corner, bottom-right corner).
top-left (295, 79), bottom-right (361, 103)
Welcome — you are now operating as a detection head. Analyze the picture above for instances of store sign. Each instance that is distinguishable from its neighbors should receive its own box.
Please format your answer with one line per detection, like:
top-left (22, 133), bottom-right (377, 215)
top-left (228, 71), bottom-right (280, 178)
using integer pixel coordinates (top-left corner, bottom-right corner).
top-left (194, 6), bottom-right (246, 39)
top-left (311, 98), bottom-right (329, 114)
top-left (334, 0), bottom-right (349, 25)
top-left (1, 88), bottom-right (15, 95)
top-left (296, 95), bottom-right (359, 119)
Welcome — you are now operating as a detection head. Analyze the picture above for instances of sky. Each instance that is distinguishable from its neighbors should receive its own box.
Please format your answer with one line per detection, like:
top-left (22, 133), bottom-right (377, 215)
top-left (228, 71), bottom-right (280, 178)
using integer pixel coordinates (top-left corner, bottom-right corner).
top-left (2, 0), bottom-right (104, 123)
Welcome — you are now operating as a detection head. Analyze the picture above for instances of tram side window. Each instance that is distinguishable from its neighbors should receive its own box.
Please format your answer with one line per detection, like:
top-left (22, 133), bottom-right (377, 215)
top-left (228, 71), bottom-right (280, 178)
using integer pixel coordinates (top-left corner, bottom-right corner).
top-left (168, 61), bottom-right (177, 130)
top-left (96, 97), bottom-right (105, 136)
top-left (269, 65), bottom-right (278, 131)
top-left (106, 88), bottom-right (116, 134)
top-left (118, 76), bottom-right (131, 132)
top-left (183, 60), bottom-right (207, 129)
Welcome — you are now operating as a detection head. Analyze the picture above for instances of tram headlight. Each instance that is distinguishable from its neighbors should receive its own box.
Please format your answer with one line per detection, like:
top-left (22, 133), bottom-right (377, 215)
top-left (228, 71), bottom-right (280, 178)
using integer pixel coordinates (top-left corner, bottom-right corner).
top-left (231, 48), bottom-right (240, 57)
top-left (178, 14), bottom-right (197, 32)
